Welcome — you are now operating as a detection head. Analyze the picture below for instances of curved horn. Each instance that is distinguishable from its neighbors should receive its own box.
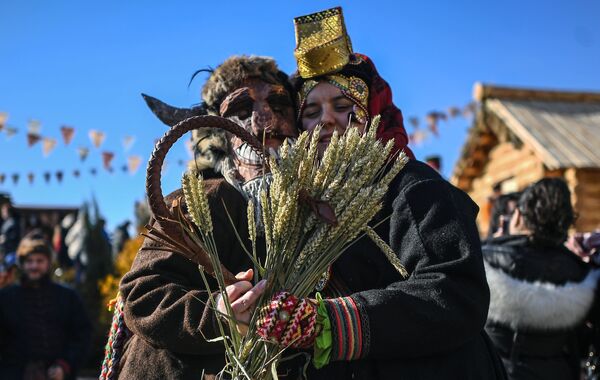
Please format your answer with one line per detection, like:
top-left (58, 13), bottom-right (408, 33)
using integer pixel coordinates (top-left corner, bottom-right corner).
top-left (142, 93), bottom-right (207, 126)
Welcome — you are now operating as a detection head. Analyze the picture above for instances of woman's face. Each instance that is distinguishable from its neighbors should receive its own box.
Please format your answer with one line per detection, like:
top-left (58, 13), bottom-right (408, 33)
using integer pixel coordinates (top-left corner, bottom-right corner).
top-left (300, 81), bottom-right (364, 155)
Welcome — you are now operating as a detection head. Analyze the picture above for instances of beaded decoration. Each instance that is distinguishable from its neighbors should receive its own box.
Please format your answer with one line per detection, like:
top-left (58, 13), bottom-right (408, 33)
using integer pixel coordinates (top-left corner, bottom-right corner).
top-left (256, 291), bottom-right (319, 349)
top-left (298, 74), bottom-right (370, 123)
top-left (99, 293), bottom-right (132, 380)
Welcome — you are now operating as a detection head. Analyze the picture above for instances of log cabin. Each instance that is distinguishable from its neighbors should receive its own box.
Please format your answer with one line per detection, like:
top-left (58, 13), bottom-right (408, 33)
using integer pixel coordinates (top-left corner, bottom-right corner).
top-left (451, 83), bottom-right (600, 237)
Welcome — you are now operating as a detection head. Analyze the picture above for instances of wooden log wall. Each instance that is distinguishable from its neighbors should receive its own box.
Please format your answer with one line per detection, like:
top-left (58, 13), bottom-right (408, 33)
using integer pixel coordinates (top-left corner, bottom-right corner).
top-left (564, 168), bottom-right (600, 232)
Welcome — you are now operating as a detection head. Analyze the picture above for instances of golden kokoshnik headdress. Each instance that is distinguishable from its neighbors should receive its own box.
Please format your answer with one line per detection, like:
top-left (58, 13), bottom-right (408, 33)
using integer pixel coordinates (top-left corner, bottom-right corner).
top-left (294, 7), bottom-right (369, 122)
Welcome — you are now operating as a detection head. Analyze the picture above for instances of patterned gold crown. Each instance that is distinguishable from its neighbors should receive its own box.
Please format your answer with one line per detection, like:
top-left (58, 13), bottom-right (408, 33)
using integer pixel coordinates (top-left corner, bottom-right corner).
top-left (294, 7), bottom-right (353, 78)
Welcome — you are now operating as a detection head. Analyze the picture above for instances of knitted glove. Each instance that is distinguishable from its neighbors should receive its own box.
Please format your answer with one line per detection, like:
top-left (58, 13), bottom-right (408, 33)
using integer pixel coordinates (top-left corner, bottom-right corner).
top-left (256, 291), bottom-right (319, 349)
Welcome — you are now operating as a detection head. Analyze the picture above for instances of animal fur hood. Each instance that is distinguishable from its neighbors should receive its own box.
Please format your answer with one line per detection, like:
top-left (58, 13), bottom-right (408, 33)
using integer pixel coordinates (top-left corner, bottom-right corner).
top-left (483, 235), bottom-right (599, 331)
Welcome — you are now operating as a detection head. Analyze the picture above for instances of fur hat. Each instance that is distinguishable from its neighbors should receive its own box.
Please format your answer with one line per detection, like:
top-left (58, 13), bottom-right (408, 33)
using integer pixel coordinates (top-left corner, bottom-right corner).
top-left (201, 55), bottom-right (294, 115)
top-left (16, 230), bottom-right (52, 264)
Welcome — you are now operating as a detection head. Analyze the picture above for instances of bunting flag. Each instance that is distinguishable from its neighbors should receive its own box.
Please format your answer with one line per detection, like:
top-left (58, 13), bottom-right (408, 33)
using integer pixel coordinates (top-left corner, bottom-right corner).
top-left (428, 122), bottom-right (439, 137)
top-left (0, 174), bottom-right (5, 184)
top-left (43, 172), bottom-right (51, 183)
top-left (462, 102), bottom-right (477, 118)
top-left (177, 159), bottom-right (185, 167)
top-left (60, 125), bottom-right (75, 145)
top-left (122, 136), bottom-right (135, 151)
top-left (447, 106), bottom-right (461, 118)
top-left (27, 172), bottom-right (34, 184)
top-left (4, 127), bottom-right (17, 138)
top-left (121, 165), bottom-right (128, 173)
top-left (408, 117), bottom-right (420, 128)
top-left (27, 119), bottom-right (42, 135)
top-left (56, 171), bottom-right (64, 183)
top-left (42, 138), bottom-right (57, 157)
top-left (0, 112), bottom-right (8, 131)
top-left (410, 129), bottom-right (429, 146)
top-left (73, 169), bottom-right (80, 178)
top-left (11, 173), bottom-right (19, 185)
top-left (102, 151), bottom-right (114, 171)
top-left (89, 130), bottom-right (106, 148)
top-left (77, 147), bottom-right (90, 161)
top-left (27, 133), bottom-right (42, 147)
top-left (127, 155), bottom-right (142, 175)
top-left (90, 168), bottom-right (98, 176)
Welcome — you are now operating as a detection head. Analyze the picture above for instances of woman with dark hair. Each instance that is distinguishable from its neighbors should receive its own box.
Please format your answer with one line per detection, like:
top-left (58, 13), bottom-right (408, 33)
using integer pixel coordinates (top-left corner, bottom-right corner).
top-left (483, 178), bottom-right (599, 379)
top-left (221, 7), bottom-right (506, 379)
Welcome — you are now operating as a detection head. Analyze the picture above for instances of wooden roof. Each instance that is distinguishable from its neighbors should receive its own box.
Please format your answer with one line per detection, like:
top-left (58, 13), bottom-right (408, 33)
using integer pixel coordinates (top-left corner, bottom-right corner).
top-left (452, 83), bottom-right (600, 189)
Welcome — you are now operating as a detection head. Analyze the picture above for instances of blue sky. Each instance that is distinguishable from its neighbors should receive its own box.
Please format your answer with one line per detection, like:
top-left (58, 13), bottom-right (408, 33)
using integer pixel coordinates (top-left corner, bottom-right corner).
top-left (1, 0), bottom-right (599, 232)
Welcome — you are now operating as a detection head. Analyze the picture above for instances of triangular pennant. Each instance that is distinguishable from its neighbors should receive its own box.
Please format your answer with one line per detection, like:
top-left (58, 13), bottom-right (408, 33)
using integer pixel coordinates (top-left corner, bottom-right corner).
top-left (0, 173), bottom-right (5, 184)
top-left (177, 159), bottom-right (185, 166)
top-left (462, 102), bottom-right (477, 118)
top-left (77, 147), bottom-right (89, 161)
top-left (121, 165), bottom-right (128, 173)
top-left (428, 121), bottom-right (439, 137)
top-left (56, 171), bottom-right (64, 183)
top-left (89, 130), bottom-right (106, 148)
top-left (127, 155), bottom-right (142, 175)
top-left (42, 138), bottom-right (57, 157)
top-left (90, 168), bottom-right (97, 176)
top-left (5, 127), bottom-right (17, 138)
top-left (408, 117), bottom-right (420, 128)
top-left (27, 133), bottom-right (42, 147)
top-left (0, 112), bottom-right (8, 131)
top-left (102, 151), bottom-right (114, 170)
top-left (11, 173), bottom-right (19, 185)
top-left (73, 169), bottom-right (80, 178)
top-left (43, 172), bottom-right (51, 183)
top-left (122, 136), bottom-right (135, 151)
top-left (447, 106), bottom-right (461, 118)
top-left (409, 129), bottom-right (428, 145)
top-left (60, 125), bottom-right (75, 145)
top-left (27, 172), bottom-right (34, 184)
top-left (27, 119), bottom-right (42, 135)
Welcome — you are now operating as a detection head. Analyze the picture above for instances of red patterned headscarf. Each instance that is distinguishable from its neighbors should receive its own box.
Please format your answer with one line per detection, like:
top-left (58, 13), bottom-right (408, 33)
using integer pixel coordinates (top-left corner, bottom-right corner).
top-left (293, 53), bottom-right (414, 159)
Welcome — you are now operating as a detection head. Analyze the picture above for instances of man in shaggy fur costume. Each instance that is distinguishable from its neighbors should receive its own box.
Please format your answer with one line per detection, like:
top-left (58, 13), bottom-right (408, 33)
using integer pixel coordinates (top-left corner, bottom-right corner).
top-left (483, 178), bottom-right (600, 380)
top-left (142, 55), bottom-right (297, 181)
top-left (114, 56), bottom-right (298, 379)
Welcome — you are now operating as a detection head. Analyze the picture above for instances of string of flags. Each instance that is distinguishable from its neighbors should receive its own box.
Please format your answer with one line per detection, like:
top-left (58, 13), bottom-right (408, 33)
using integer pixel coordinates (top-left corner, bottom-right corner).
top-left (0, 112), bottom-right (139, 162)
top-left (0, 99), bottom-right (478, 185)
top-left (406, 102), bottom-right (478, 145)
top-left (0, 111), bottom-right (160, 186)
top-left (0, 157), bottom-right (191, 186)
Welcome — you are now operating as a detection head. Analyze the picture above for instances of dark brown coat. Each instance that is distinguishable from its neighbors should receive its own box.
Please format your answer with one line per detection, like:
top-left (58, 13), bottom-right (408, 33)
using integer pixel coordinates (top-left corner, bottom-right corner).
top-left (119, 179), bottom-right (251, 379)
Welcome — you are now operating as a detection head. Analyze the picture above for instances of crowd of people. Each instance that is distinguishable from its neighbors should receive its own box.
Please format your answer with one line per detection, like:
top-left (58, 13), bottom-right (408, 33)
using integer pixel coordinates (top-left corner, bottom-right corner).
top-left (2, 6), bottom-right (600, 380)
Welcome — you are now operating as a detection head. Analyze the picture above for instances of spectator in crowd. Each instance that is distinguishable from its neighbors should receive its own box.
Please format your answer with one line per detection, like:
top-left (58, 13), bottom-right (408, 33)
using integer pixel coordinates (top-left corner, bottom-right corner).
top-left (482, 178), bottom-right (599, 380)
top-left (0, 230), bottom-right (92, 380)
top-left (0, 203), bottom-right (21, 257)
top-left (0, 253), bottom-right (17, 289)
top-left (486, 192), bottom-right (521, 240)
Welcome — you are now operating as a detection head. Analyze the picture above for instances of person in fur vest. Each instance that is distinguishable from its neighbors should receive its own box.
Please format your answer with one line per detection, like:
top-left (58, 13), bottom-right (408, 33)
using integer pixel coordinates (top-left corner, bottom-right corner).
top-left (116, 55), bottom-right (298, 379)
top-left (483, 178), bottom-right (600, 380)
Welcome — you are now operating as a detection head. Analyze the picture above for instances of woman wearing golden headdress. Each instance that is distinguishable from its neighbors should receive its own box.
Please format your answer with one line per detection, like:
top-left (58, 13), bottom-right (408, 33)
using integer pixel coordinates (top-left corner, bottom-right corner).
top-left (253, 7), bottom-right (507, 379)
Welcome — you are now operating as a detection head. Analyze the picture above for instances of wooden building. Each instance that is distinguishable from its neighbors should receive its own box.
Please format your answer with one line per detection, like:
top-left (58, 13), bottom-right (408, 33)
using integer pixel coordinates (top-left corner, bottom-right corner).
top-left (451, 83), bottom-right (600, 237)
